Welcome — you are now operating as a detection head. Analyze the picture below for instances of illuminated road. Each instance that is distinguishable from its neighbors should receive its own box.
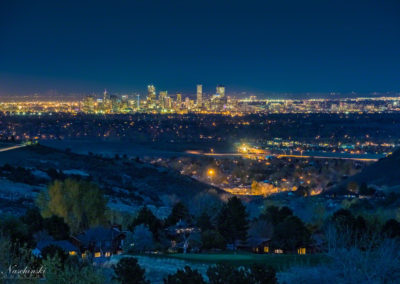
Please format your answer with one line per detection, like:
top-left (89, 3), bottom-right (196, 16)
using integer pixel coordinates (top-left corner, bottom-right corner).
top-left (0, 144), bottom-right (27, 152)
top-left (185, 150), bottom-right (381, 162)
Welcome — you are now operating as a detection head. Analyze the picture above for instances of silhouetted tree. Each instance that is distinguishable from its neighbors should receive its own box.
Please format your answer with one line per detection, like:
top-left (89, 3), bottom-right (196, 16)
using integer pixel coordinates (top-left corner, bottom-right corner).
top-left (166, 202), bottom-right (191, 226)
top-left (164, 266), bottom-right (205, 284)
top-left (217, 197), bottom-right (248, 245)
top-left (382, 219), bottom-right (400, 239)
top-left (201, 230), bottom-right (226, 250)
top-left (197, 212), bottom-right (213, 232)
top-left (113, 257), bottom-right (149, 284)
top-left (261, 206), bottom-right (293, 226)
top-left (43, 216), bottom-right (70, 240)
top-left (272, 216), bottom-right (311, 252)
top-left (129, 206), bottom-right (162, 240)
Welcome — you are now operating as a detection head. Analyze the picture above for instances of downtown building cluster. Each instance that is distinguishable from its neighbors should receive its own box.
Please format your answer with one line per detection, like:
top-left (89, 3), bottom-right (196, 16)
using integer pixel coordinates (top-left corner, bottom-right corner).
top-left (81, 84), bottom-right (235, 114)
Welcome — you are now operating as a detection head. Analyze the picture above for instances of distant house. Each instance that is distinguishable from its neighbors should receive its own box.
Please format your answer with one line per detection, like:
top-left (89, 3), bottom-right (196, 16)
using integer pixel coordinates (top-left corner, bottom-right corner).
top-left (248, 237), bottom-right (271, 254)
top-left (71, 226), bottom-right (125, 259)
top-left (229, 237), bottom-right (309, 255)
top-left (33, 240), bottom-right (79, 257)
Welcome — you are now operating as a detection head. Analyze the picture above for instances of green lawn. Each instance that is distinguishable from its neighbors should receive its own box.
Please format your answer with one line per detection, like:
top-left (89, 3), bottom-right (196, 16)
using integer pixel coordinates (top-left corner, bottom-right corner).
top-left (143, 251), bottom-right (329, 271)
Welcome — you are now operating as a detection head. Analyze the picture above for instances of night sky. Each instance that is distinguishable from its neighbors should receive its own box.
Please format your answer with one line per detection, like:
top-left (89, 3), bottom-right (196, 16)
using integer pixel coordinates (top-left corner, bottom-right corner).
top-left (0, 0), bottom-right (399, 97)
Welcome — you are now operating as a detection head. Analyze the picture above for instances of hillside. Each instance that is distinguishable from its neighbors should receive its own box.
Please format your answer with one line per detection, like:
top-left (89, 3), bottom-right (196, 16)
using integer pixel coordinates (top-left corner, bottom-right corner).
top-left (0, 144), bottom-right (225, 215)
top-left (327, 149), bottom-right (400, 194)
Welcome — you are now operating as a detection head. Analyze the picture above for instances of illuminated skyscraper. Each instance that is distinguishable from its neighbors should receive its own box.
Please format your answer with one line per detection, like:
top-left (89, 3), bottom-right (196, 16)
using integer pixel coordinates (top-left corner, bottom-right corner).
top-left (103, 89), bottom-right (109, 102)
top-left (197, 84), bottom-right (202, 106)
top-left (147, 85), bottom-right (156, 104)
top-left (216, 85), bottom-right (225, 97)
top-left (136, 94), bottom-right (140, 109)
top-left (159, 91), bottom-right (168, 108)
top-left (176, 93), bottom-right (182, 104)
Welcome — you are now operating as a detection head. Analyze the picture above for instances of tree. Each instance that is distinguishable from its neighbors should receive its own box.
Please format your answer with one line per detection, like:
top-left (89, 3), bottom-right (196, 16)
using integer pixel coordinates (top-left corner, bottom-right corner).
top-left (197, 212), bottom-right (213, 232)
top-left (201, 230), bottom-right (226, 250)
top-left (0, 215), bottom-right (29, 245)
top-left (36, 179), bottom-right (107, 233)
top-left (164, 266), bottom-right (205, 284)
top-left (271, 216), bottom-right (311, 252)
top-left (207, 264), bottom-right (247, 284)
top-left (359, 182), bottom-right (376, 196)
top-left (166, 202), bottom-right (191, 226)
top-left (261, 206), bottom-right (293, 226)
top-left (43, 216), bottom-right (70, 240)
top-left (43, 254), bottom-right (106, 284)
top-left (113, 257), bottom-right (149, 284)
top-left (216, 197), bottom-right (249, 245)
top-left (129, 206), bottom-right (162, 240)
top-left (20, 207), bottom-right (44, 236)
top-left (130, 224), bottom-right (155, 253)
top-left (207, 264), bottom-right (277, 284)
top-left (248, 219), bottom-right (274, 240)
top-left (248, 264), bottom-right (278, 284)
top-left (331, 209), bottom-right (356, 231)
top-left (41, 245), bottom-right (68, 264)
top-left (382, 219), bottom-right (400, 239)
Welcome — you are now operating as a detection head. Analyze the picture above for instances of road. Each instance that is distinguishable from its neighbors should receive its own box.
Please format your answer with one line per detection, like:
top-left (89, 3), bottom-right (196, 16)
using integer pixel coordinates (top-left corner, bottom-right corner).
top-left (0, 144), bottom-right (27, 153)
top-left (185, 150), bottom-right (381, 162)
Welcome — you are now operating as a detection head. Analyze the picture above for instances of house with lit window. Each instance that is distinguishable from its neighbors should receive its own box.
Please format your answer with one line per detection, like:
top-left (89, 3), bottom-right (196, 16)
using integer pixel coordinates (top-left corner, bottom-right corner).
top-left (33, 240), bottom-right (79, 257)
top-left (246, 237), bottom-right (308, 255)
top-left (71, 226), bottom-right (126, 259)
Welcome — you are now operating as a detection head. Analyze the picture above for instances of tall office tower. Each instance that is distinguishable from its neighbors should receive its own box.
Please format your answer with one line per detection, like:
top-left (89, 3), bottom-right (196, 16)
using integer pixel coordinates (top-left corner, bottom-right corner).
top-left (197, 84), bottom-right (203, 106)
top-left (83, 95), bottom-right (95, 113)
top-left (147, 85), bottom-right (156, 104)
top-left (176, 93), bottom-right (182, 104)
top-left (136, 94), bottom-right (140, 109)
top-left (159, 91), bottom-right (168, 108)
top-left (216, 85), bottom-right (225, 97)
top-left (103, 89), bottom-right (109, 102)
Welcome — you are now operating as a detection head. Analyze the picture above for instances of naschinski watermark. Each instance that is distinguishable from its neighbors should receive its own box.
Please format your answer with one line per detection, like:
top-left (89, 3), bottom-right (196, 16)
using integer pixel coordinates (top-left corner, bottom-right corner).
top-left (0, 265), bottom-right (46, 280)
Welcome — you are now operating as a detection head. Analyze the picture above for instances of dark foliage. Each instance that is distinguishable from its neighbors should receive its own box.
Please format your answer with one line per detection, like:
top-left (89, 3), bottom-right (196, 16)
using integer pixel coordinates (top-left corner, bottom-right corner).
top-left (382, 219), bottom-right (400, 239)
top-left (207, 263), bottom-right (277, 284)
top-left (271, 216), bottom-right (311, 252)
top-left (201, 230), bottom-right (226, 250)
top-left (113, 257), bottom-right (149, 284)
top-left (129, 206), bottom-right (162, 240)
top-left (166, 202), bottom-right (191, 226)
top-left (216, 197), bottom-right (249, 244)
top-left (41, 245), bottom-right (69, 264)
top-left (43, 216), bottom-right (70, 240)
top-left (164, 266), bottom-right (205, 284)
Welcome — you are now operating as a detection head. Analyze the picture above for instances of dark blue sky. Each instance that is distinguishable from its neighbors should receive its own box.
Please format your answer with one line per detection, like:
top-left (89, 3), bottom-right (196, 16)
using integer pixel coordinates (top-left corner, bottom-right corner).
top-left (0, 0), bottom-right (399, 97)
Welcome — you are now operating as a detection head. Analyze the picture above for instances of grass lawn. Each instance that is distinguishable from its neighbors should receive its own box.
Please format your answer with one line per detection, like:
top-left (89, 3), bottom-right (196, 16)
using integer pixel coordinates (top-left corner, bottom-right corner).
top-left (143, 251), bottom-right (329, 271)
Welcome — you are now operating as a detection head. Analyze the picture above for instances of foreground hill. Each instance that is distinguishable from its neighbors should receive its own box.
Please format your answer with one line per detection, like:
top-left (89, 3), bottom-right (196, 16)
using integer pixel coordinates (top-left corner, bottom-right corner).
top-left (0, 144), bottom-right (225, 215)
top-left (328, 149), bottom-right (400, 194)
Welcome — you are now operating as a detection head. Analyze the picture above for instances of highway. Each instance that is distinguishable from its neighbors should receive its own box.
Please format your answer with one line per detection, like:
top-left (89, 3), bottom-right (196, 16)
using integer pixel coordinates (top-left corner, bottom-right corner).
top-left (0, 144), bottom-right (27, 153)
top-left (185, 150), bottom-right (381, 162)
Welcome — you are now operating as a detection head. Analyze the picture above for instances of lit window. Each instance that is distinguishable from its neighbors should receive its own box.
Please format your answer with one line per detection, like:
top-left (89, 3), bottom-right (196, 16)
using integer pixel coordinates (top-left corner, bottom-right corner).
top-left (263, 246), bottom-right (269, 253)
top-left (105, 252), bottom-right (111, 257)
top-left (69, 251), bottom-right (77, 256)
top-left (297, 248), bottom-right (306, 255)
top-left (94, 252), bottom-right (101, 258)
top-left (274, 249), bottom-right (283, 254)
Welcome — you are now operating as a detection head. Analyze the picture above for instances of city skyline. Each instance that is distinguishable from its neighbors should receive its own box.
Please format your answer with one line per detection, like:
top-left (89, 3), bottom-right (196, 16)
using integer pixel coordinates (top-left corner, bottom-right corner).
top-left (1, 0), bottom-right (400, 96)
